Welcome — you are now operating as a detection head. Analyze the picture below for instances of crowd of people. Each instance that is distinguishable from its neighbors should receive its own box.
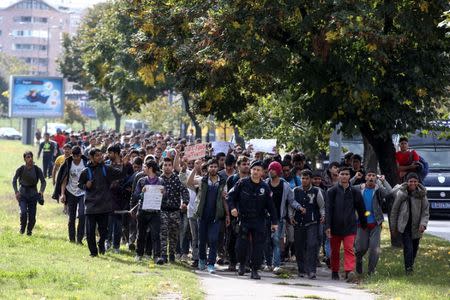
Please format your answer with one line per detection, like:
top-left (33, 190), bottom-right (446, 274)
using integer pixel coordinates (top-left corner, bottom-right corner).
top-left (12, 129), bottom-right (430, 281)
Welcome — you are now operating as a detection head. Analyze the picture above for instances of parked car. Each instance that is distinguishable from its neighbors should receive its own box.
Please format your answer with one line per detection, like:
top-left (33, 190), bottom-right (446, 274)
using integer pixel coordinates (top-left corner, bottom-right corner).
top-left (0, 127), bottom-right (22, 140)
top-left (42, 123), bottom-right (71, 136)
top-left (408, 131), bottom-right (450, 217)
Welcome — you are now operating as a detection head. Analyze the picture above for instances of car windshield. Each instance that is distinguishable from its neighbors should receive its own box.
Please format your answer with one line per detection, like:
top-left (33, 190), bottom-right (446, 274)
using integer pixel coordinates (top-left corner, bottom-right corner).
top-left (415, 148), bottom-right (450, 170)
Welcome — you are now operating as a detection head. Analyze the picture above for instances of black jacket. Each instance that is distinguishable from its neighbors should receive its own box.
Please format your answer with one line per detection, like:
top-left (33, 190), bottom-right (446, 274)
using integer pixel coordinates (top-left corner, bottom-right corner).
top-left (326, 184), bottom-right (367, 235)
top-left (77, 162), bottom-right (128, 214)
top-left (52, 155), bottom-right (88, 200)
top-left (227, 177), bottom-right (278, 226)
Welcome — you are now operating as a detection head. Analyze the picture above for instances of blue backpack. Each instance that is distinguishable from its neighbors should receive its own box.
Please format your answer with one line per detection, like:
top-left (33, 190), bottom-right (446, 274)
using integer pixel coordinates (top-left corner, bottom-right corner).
top-left (86, 165), bottom-right (107, 181)
top-left (418, 156), bottom-right (429, 181)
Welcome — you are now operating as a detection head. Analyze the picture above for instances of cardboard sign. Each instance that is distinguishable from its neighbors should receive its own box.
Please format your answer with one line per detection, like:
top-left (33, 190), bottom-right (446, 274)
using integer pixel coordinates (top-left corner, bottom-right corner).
top-left (212, 141), bottom-right (234, 155)
top-left (142, 185), bottom-right (164, 210)
top-left (247, 139), bottom-right (277, 154)
top-left (185, 143), bottom-right (207, 161)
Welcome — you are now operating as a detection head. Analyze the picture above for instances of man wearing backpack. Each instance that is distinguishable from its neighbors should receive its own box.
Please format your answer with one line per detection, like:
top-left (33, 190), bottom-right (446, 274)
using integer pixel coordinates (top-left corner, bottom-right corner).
top-left (396, 137), bottom-right (420, 182)
top-left (77, 148), bottom-right (130, 257)
top-left (12, 151), bottom-right (46, 236)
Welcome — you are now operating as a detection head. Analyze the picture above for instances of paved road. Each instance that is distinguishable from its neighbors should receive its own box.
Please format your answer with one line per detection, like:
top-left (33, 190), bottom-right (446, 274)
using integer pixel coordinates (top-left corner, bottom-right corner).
top-left (426, 217), bottom-right (450, 241)
top-left (199, 265), bottom-right (375, 300)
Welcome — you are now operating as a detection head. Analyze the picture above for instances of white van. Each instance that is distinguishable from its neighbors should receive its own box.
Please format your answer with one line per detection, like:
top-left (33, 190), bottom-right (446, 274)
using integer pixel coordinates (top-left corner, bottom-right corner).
top-left (124, 120), bottom-right (148, 131)
top-left (42, 123), bottom-right (71, 135)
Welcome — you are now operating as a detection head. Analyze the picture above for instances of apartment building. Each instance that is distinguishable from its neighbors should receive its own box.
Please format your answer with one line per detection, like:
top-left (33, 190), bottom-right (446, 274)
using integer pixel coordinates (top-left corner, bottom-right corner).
top-left (0, 0), bottom-right (85, 76)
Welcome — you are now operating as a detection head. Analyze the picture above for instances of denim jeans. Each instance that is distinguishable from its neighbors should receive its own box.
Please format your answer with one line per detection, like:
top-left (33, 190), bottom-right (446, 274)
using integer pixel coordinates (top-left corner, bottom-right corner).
top-left (272, 220), bottom-right (285, 267)
top-left (108, 214), bottom-right (123, 249)
top-left (19, 193), bottom-right (39, 234)
top-left (66, 192), bottom-right (85, 243)
top-left (198, 218), bottom-right (222, 266)
top-left (178, 212), bottom-right (190, 255)
top-left (401, 229), bottom-right (420, 271)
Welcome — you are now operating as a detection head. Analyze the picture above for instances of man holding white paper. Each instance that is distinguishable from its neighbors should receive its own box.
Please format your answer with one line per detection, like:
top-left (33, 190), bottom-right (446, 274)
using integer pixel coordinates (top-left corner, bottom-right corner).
top-left (133, 160), bottom-right (165, 264)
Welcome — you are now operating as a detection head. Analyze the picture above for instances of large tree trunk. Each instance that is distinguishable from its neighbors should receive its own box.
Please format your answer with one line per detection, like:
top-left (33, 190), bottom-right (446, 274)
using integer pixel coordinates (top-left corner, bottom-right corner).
top-left (363, 136), bottom-right (378, 171)
top-left (360, 124), bottom-right (402, 247)
top-left (233, 126), bottom-right (245, 148)
top-left (182, 92), bottom-right (202, 140)
top-left (109, 94), bottom-right (122, 132)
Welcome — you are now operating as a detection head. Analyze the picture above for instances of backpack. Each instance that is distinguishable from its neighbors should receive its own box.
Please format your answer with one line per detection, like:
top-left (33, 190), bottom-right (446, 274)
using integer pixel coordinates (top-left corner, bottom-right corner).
top-left (18, 165), bottom-right (40, 184)
top-left (409, 151), bottom-right (429, 181)
top-left (86, 165), bottom-right (107, 181)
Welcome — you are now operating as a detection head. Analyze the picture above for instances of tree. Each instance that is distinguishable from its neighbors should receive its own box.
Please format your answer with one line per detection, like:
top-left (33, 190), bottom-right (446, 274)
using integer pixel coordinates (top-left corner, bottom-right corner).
top-left (0, 53), bottom-right (29, 115)
top-left (59, 1), bottom-right (164, 132)
top-left (91, 100), bottom-right (112, 128)
top-left (156, 0), bottom-right (450, 186)
top-left (63, 100), bottom-right (87, 129)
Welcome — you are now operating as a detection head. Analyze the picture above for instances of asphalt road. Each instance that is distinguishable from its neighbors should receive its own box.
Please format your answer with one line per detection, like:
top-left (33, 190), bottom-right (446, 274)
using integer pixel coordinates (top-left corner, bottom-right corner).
top-left (426, 217), bottom-right (450, 241)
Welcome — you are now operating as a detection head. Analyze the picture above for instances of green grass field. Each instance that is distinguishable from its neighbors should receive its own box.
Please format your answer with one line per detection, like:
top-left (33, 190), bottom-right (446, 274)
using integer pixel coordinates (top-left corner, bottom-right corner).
top-left (0, 140), bottom-right (202, 299)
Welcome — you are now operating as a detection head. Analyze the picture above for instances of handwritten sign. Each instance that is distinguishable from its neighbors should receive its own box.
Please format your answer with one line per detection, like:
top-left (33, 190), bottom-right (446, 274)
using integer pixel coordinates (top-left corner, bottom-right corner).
top-left (212, 141), bottom-right (234, 155)
top-left (142, 185), bottom-right (163, 210)
top-left (185, 143), bottom-right (207, 161)
top-left (247, 139), bottom-right (277, 154)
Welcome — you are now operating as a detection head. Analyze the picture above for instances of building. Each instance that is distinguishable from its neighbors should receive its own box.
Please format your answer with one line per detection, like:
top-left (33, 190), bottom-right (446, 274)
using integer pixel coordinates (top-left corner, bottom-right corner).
top-left (0, 0), bottom-right (86, 76)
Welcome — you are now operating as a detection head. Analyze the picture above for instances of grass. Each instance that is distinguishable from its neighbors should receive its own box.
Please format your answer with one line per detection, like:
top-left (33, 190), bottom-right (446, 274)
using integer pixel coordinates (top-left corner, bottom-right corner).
top-left (0, 140), bottom-right (202, 299)
top-left (360, 226), bottom-right (450, 300)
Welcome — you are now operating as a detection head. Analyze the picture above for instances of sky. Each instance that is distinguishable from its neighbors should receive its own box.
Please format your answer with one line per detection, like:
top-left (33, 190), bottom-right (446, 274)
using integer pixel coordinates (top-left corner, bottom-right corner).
top-left (0, 0), bottom-right (108, 9)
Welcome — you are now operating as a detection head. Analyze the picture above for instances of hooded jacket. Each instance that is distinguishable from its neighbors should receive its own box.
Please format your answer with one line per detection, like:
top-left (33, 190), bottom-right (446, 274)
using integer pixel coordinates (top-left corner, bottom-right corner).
top-left (390, 183), bottom-right (429, 239)
top-left (265, 177), bottom-right (294, 221)
top-left (77, 162), bottom-right (128, 214)
top-left (52, 155), bottom-right (88, 200)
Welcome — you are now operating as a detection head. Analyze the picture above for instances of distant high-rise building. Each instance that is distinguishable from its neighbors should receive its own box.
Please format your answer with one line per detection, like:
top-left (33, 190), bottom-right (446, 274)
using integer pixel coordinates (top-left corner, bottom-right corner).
top-left (0, 0), bottom-right (86, 76)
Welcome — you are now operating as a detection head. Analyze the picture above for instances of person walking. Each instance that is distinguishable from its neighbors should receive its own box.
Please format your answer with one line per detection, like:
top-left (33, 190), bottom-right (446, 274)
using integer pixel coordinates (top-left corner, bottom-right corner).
top-left (390, 172), bottom-right (429, 275)
top-left (12, 151), bottom-right (46, 236)
top-left (228, 160), bottom-right (278, 280)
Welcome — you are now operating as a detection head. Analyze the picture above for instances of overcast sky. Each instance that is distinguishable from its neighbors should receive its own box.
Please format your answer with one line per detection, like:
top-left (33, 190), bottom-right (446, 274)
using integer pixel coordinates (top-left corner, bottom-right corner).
top-left (0, 0), bottom-right (108, 9)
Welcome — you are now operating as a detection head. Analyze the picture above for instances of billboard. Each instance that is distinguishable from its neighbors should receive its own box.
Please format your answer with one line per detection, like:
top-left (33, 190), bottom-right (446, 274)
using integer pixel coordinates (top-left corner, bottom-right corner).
top-left (9, 76), bottom-right (64, 118)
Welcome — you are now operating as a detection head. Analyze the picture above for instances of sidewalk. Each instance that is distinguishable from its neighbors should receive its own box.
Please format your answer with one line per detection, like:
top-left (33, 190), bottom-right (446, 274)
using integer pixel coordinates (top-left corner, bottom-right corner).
top-left (197, 263), bottom-right (376, 300)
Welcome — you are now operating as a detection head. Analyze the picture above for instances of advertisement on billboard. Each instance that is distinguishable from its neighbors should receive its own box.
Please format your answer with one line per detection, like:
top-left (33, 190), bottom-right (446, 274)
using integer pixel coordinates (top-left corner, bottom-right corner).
top-left (9, 76), bottom-right (64, 118)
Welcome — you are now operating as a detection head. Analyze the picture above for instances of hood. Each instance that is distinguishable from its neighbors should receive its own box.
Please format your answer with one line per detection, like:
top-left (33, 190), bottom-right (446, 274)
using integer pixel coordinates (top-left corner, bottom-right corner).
top-left (393, 182), bottom-right (427, 200)
top-left (422, 171), bottom-right (450, 188)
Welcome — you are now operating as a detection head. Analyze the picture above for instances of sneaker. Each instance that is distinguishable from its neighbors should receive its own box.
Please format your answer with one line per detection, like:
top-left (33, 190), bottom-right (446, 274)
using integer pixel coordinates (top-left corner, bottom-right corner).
top-left (207, 265), bottom-right (216, 274)
top-left (250, 270), bottom-right (261, 280)
top-left (113, 248), bottom-right (120, 254)
top-left (169, 254), bottom-right (175, 263)
top-left (143, 255), bottom-right (151, 260)
top-left (216, 258), bottom-right (225, 265)
top-left (263, 265), bottom-right (273, 272)
top-left (180, 254), bottom-right (189, 262)
top-left (325, 258), bottom-right (331, 269)
top-left (198, 259), bottom-right (206, 271)
top-left (346, 271), bottom-right (356, 283)
top-left (308, 273), bottom-right (317, 280)
top-left (227, 264), bottom-right (237, 272)
top-left (155, 257), bottom-right (164, 265)
top-left (405, 268), bottom-right (414, 276)
top-left (273, 267), bottom-right (282, 275)
top-left (331, 272), bottom-right (340, 280)
top-left (90, 253), bottom-right (98, 258)
top-left (135, 255), bottom-right (142, 262)
top-left (128, 243), bottom-right (136, 251)
top-left (298, 272), bottom-right (306, 278)
top-left (356, 261), bottom-right (363, 275)
top-left (19, 229), bottom-right (25, 235)
top-left (26, 231), bottom-right (32, 236)
top-left (191, 260), bottom-right (199, 268)
top-left (105, 240), bottom-right (111, 251)
top-left (162, 256), bottom-right (168, 264)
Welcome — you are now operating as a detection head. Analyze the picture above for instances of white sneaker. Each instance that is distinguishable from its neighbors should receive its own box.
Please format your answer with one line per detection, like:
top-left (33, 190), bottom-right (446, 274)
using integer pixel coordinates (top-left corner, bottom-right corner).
top-left (273, 267), bottom-right (282, 275)
top-left (135, 255), bottom-right (142, 262)
top-left (180, 254), bottom-right (189, 262)
top-left (263, 265), bottom-right (273, 272)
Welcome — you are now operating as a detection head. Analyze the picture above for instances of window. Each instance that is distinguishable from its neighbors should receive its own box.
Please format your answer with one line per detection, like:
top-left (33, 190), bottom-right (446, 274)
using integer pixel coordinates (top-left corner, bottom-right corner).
top-left (0, 30), bottom-right (2, 37)
top-left (14, 43), bottom-right (47, 51)
top-left (12, 30), bottom-right (48, 38)
top-left (20, 57), bottom-right (48, 66)
top-left (33, 17), bottom-right (48, 23)
top-left (15, 1), bottom-right (49, 10)
top-left (13, 16), bottom-right (32, 23)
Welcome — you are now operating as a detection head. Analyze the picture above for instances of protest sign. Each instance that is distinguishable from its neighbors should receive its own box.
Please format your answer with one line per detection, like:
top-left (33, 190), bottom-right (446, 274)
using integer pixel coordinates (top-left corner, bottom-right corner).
top-left (247, 139), bottom-right (277, 154)
top-left (212, 141), bottom-right (234, 155)
top-left (184, 143), bottom-right (207, 161)
top-left (142, 185), bottom-right (163, 210)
